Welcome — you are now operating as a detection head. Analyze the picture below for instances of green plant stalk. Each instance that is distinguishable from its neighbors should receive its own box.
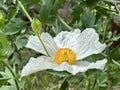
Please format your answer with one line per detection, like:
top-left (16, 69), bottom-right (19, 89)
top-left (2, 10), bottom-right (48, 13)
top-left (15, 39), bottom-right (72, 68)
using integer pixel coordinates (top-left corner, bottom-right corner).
top-left (17, 0), bottom-right (50, 57)
top-left (102, 28), bottom-right (107, 43)
top-left (37, 34), bottom-right (50, 57)
top-left (2, 61), bottom-right (20, 90)
top-left (88, 78), bottom-right (91, 90)
top-left (92, 74), bottom-right (98, 90)
top-left (114, 3), bottom-right (120, 15)
top-left (17, 0), bottom-right (32, 22)
top-left (57, 15), bottom-right (73, 31)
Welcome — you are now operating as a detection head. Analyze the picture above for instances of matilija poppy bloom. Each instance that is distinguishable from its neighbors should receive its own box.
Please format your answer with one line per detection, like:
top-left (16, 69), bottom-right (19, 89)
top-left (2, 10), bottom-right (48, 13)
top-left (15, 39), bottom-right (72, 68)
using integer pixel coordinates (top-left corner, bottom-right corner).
top-left (21, 28), bottom-right (107, 77)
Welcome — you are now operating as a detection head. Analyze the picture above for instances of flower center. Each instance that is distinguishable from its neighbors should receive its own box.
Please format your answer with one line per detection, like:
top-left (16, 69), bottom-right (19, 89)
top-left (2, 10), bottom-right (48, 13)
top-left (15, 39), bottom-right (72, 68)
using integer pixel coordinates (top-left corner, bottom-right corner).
top-left (54, 48), bottom-right (76, 65)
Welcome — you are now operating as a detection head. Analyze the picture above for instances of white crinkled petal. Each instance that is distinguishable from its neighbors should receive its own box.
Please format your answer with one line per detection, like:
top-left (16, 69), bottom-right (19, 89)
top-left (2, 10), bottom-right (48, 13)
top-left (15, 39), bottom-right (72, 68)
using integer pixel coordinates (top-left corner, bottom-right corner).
top-left (53, 59), bottom-right (107, 75)
top-left (41, 33), bottom-right (58, 56)
top-left (21, 56), bottom-right (107, 76)
top-left (54, 28), bottom-right (81, 51)
top-left (54, 30), bottom-right (70, 48)
top-left (21, 56), bottom-right (55, 77)
top-left (71, 59), bottom-right (107, 75)
top-left (26, 35), bottom-right (46, 55)
top-left (26, 33), bottom-right (58, 56)
top-left (54, 28), bottom-right (106, 60)
top-left (76, 28), bottom-right (106, 60)
top-left (52, 62), bottom-right (73, 73)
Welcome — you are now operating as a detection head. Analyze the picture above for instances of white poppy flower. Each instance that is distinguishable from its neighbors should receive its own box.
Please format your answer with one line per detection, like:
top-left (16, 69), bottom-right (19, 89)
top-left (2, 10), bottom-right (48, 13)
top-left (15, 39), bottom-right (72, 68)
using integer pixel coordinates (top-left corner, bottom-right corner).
top-left (21, 28), bottom-right (107, 77)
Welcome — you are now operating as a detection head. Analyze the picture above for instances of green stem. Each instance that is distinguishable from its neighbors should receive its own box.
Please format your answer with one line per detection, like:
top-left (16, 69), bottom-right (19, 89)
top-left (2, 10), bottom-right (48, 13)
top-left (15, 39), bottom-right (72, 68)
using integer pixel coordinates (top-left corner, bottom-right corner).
top-left (2, 61), bottom-right (20, 90)
top-left (37, 34), bottom-right (50, 57)
top-left (17, 0), bottom-right (32, 22)
top-left (57, 15), bottom-right (73, 31)
top-left (101, 28), bottom-right (107, 43)
top-left (88, 78), bottom-right (91, 90)
top-left (92, 74), bottom-right (97, 90)
top-left (17, 0), bottom-right (50, 57)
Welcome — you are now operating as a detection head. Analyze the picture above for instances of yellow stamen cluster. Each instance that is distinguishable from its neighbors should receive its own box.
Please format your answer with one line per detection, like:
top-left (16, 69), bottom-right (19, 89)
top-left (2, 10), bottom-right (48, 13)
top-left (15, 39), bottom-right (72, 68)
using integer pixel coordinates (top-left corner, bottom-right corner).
top-left (54, 48), bottom-right (76, 65)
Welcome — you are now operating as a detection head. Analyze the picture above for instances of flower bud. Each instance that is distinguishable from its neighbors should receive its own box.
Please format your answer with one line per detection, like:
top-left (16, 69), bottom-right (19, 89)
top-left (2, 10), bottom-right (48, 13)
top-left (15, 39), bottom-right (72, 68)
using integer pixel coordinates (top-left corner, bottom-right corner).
top-left (31, 18), bottom-right (42, 35)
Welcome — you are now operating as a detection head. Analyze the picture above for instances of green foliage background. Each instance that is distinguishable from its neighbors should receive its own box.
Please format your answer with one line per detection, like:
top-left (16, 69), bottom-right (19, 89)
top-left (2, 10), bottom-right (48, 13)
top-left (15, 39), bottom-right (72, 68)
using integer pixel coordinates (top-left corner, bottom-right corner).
top-left (0, 0), bottom-right (120, 90)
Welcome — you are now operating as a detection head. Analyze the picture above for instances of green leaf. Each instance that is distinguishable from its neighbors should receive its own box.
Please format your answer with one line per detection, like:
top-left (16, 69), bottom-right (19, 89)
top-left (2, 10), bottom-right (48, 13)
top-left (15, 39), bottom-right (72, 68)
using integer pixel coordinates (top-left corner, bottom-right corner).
top-left (0, 65), bottom-right (16, 86)
top-left (38, 0), bottom-right (63, 24)
top-left (52, 20), bottom-right (62, 34)
top-left (18, 77), bottom-right (26, 89)
top-left (51, 0), bottom-right (64, 15)
top-left (0, 11), bottom-right (5, 29)
top-left (111, 46), bottom-right (120, 60)
top-left (0, 1), bottom-right (8, 10)
top-left (111, 34), bottom-right (120, 41)
top-left (0, 34), bottom-right (10, 57)
top-left (0, 78), bottom-right (10, 87)
top-left (86, 0), bottom-right (100, 9)
top-left (38, 0), bottom-right (52, 23)
top-left (15, 35), bottom-right (28, 50)
top-left (11, 52), bottom-right (21, 65)
top-left (80, 8), bottom-right (96, 28)
top-left (0, 85), bottom-right (16, 90)
top-left (4, 18), bottom-right (26, 35)
top-left (72, 2), bottom-right (85, 23)
top-left (112, 59), bottom-right (120, 67)
top-left (95, 5), bottom-right (111, 18)
top-left (59, 80), bottom-right (69, 90)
